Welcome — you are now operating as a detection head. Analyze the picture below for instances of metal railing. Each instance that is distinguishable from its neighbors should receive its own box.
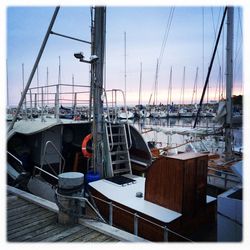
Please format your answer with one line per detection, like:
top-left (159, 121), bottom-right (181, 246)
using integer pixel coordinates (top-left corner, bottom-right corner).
top-left (90, 194), bottom-right (193, 242)
top-left (22, 83), bottom-right (92, 121)
top-left (103, 89), bottom-right (132, 150)
top-left (36, 140), bottom-right (65, 178)
top-left (7, 151), bottom-right (23, 167)
top-left (207, 167), bottom-right (241, 189)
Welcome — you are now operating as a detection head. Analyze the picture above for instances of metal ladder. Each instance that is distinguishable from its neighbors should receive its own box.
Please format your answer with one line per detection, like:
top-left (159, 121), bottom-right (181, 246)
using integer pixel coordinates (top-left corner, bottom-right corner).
top-left (105, 122), bottom-right (132, 176)
top-left (103, 89), bottom-right (133, 176)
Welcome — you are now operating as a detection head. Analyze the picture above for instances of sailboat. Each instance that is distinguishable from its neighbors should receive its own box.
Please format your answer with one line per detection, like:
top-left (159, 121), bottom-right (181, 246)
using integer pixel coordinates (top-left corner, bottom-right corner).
top-left (7, 6), bottom-right (242, 242)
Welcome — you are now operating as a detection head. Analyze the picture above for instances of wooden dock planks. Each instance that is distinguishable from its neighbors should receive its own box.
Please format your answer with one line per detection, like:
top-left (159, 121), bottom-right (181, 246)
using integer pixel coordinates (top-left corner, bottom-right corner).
top-left (7, 195), bottom-right (119, 242)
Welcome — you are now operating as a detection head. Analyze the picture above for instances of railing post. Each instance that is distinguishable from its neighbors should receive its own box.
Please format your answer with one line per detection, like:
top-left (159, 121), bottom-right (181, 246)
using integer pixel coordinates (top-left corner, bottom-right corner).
top-left (29, 89), bottom-right (33, 120)
top-left (164, 226), bottom-right (168, 241)
top-left (224, 173), bottom-right (228, 189)
top-left (41, 87), bottom-right (45, 122)
top-left (109, 201), bottom-right (113, 225)
top-left (134, 213), bottom-right (138, 236)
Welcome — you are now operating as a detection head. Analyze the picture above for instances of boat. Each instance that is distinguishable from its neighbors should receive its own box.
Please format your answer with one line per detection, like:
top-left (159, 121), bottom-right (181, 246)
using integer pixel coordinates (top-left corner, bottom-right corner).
top-left (7, 6), bottom-right (242, 242)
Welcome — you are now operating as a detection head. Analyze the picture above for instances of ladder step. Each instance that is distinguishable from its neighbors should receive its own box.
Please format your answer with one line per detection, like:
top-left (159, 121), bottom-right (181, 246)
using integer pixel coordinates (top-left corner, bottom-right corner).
top-left (110, 150), bottom-right (128, 155)
top-left (108, 133), bottom-right (125, 137)
top-left (109, 124), bottom-right (124, 128)
top-left (112, 159), bottom-right (129, 165)
top-left (113, 168), bottom-right (131, 174)
top-left (110, 142), bottom-right (126, 146)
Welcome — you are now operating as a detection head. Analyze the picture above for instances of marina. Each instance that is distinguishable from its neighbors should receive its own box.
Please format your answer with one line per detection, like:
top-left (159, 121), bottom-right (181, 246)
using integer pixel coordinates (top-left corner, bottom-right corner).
top-left (6, 5), bottom-right (243, 244)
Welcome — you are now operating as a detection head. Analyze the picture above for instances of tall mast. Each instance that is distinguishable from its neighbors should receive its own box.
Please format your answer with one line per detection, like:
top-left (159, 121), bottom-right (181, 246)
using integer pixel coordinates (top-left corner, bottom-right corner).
top-left (167, 66), bottom-right (172, 107)
top-left (92, 7), bottom-right (106, 177)
top-left (36, 66), bottom-right (39, 108)
top-left (138, 62), bottom-right (142, 105)
top-left (179, 66), bottom-right (185, 106)
top-left (46, 67), bottom-right (49, 107)
top-left (153, 59), bottom-right (159, 106)
top-left (225, 7), bottom-right (234, 161)
top-left (124, 31), bottom-right (127, 103)
top-left (22, 63), bottom-right (27, 119)
top-left (191, 67), bottom-right (199, 105)
top-left (6, 59), bottom-right (9, 108)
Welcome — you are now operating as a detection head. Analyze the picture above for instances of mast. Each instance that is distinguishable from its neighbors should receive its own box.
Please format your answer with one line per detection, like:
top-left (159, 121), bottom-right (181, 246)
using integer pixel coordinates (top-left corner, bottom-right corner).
top-left (191, 67), bottom-right (199, 105)
top-left (36, 66), bottom-right (39, 108)
top-left (124, 31), bottom-right (127, 103)
top-left (92, 7), bottom-right (106, 177)
top-left (6, 59), bottom-right (9, 108)
top-left (193, 7), bottom-right (228, 128)
top-left (225, 7), bottom-right (234, 161)
top-left (153, 59), bottom-right (159, 106)
top-left (167, 66), bottom-right (172, 109)
top-left (138, 62), bottom-right (142, 105)
top-left (46, 67), bottom-right (49, 107)
top-left (22, 63), bottom-right (27, 119)
top-left (179, 66), bottom-right (185, 107)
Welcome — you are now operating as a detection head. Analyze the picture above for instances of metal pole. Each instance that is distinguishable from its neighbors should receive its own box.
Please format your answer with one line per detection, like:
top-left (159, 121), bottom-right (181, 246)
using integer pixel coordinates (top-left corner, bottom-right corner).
top-left (8, 6), bottom-right (60, 132)
top-left (22, 63), bottom-right (27, 120)
top-left (138, 62), bottom-right (142, 105)
top-left (46, 67), bottom-right (49, 107)
top-left (92, 7), bottom-right (106, 176)
top-left (193, 7), bottom-right (228, 128)
top-left (109, 201), bottom-right (113, 225)
top-left (225, 7), bottom-right (234, 161)
top-left (164, 226), bottom-right (168, 241)
top-left (124, 31), bottom-right (127, 104)
top-left (6, 59), bottom-right (9, 108)
top-left (134, 213), bottom-right (138, 236)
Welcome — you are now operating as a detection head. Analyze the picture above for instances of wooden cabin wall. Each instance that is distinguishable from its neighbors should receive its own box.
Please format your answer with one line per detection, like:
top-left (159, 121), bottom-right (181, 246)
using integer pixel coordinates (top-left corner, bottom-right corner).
top-left (144, 153), bottom-right (208, 215)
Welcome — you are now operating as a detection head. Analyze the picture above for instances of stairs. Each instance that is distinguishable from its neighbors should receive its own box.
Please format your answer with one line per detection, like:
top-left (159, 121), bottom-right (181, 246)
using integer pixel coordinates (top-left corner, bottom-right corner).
top-left (105, 122), bottom-right (132, 176)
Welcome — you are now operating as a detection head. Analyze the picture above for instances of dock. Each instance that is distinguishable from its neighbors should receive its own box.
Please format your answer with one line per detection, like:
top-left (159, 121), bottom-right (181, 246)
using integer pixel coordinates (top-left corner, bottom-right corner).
top-left (7, 185), bottom-right (148, 243)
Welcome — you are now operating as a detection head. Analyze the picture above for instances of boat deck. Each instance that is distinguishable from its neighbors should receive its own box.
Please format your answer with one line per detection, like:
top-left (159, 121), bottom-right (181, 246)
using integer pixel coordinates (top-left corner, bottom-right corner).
top-left (7, 193), bottom-right (119, 242)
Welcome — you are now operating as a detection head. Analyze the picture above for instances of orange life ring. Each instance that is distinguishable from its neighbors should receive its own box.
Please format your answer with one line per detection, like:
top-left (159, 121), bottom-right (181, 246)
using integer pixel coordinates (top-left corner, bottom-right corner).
top-left (82, 134), bottom-right (93, 158)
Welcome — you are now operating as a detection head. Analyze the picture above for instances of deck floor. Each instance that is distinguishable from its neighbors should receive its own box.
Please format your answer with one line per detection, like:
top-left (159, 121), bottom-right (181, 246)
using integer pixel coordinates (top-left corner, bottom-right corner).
top-left (7, 193), bottom-right (119, 242)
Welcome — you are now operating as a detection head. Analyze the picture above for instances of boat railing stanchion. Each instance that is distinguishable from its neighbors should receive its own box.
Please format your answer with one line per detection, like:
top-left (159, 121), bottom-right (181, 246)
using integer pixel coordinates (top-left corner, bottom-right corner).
top-left (134, 213), bottom-right (138, 236)
top-left (41, 87), bottom-right (45, 122)
top-left (163, 226), bottom-right (168, 241)
top-left (109, 201), bottom-right (113, 226)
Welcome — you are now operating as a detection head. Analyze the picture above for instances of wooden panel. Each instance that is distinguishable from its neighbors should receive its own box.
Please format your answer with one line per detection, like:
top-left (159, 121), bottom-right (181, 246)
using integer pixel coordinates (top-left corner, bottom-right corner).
top-left (195, 155), bottom-right (208, 211)
top-left (145, 153), bottom-right (208, 216)
top-left (145, 156), bottom-right (184, 213)
top-left (182, 159), bottom-right (196, 215)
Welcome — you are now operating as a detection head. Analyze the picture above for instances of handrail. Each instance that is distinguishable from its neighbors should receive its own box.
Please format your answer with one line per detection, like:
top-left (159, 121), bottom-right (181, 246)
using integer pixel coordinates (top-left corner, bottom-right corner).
top-left (40, 140), bottom-right (65, 175)
top-left (20, 83), bottom-right (92, 121)
top-left (34, 166), bottom-right (59, 180)
top-left (207, 166), bottom-right (241, 189)
top-left (7, 151), bottom-right (23, 167)
top-left (90, 193), bottom-right (193, 242)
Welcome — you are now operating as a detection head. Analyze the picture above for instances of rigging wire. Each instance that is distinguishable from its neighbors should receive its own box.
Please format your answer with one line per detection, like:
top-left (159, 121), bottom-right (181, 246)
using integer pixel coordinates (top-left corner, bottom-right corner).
top-left (233, 8), bottom-right (243, 95)
top-left (158, 7), bottom-right (175, 69)
top-left (221, 18), bottom-right (225, 99)
top-left (148, 7), bottom-right (174, 105)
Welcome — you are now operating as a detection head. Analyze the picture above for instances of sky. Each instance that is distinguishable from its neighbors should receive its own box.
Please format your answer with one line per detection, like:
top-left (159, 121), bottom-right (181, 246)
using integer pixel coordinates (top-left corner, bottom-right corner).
top-left (6, 5), bottom-right (243, 106)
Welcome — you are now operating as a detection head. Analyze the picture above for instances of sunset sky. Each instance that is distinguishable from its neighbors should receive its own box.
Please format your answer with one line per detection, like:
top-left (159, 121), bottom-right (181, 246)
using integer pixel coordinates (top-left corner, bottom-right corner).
top-left (6, 5), bottom-right (243, 106)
